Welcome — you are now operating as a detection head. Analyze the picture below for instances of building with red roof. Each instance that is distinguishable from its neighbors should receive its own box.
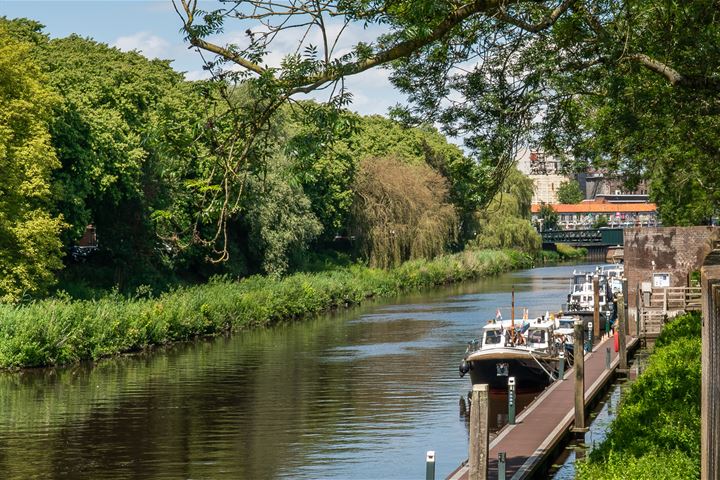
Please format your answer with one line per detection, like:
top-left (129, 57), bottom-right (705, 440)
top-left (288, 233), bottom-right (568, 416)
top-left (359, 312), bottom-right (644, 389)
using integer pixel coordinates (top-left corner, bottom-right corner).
top-left (531, 198), bottom-right (658, 230)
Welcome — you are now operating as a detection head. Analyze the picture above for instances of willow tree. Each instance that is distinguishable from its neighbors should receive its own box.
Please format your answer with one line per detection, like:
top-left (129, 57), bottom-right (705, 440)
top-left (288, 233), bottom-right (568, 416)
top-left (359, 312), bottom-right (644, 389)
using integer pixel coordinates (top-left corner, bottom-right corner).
top-left (470, 168), bottom-right (541, 253)
top-left (175, 0), bottom-right (720, 247)
top-left (351, 157), bottom-right (457, 268)
top-left (0, 25), bottom-right (65, 301)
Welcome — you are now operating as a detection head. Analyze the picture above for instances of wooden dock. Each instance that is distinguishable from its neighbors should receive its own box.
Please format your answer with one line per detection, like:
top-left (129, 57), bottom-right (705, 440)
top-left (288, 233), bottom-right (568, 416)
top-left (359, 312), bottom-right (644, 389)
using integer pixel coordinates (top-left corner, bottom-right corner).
top-left (447, 335), bottom-right (639, 480)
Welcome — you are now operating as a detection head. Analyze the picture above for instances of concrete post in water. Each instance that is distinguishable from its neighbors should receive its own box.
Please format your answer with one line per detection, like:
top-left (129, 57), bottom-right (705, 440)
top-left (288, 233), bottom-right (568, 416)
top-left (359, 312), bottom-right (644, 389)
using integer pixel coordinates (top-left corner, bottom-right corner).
top-left (701, 249), bottom-right (720, 480)
top-left (572, 319), bottom-right (587, 433)
top-left (425, 451), bottom-right (436, 480)
top-left (558, 351), bottom-right (565, 380)
top-left (508, 377), bottom-right (516, 425)
top-left (498, 452), bottom-right (507, 480)
top-left (469, 384), bottom-right (489, 480)
top-left (617, 292), bottom-right (628, 371)
top-left (593, 275), bottom-right (601, 341)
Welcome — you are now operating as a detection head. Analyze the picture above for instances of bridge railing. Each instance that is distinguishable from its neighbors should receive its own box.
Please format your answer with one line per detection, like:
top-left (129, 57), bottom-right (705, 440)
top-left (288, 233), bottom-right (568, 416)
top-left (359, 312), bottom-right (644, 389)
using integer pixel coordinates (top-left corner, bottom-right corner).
top-left (541, 228), bottom-right (623, 246)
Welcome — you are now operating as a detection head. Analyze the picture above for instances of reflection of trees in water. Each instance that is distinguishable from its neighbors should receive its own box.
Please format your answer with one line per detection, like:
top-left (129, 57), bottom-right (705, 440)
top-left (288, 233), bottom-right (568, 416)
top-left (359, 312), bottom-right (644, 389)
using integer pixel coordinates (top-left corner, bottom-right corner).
top-left (0, 306), bottom-right (455, 480)
top-left (457, 389), bottom-right (543, 436)
top-left (0, 264), bottom-right (580, 479)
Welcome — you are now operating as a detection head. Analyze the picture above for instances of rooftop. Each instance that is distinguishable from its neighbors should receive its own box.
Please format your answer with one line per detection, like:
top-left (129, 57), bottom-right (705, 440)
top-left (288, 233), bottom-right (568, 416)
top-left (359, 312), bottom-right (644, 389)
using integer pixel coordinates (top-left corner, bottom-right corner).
top-left (531, 200), bottom-right (657, 214)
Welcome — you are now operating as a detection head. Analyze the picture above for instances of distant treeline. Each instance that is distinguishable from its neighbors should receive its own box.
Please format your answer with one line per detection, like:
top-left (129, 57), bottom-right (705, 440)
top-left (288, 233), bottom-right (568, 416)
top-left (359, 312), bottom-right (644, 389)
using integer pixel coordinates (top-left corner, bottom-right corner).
top-left (0, 17), bottom-right (544, 302)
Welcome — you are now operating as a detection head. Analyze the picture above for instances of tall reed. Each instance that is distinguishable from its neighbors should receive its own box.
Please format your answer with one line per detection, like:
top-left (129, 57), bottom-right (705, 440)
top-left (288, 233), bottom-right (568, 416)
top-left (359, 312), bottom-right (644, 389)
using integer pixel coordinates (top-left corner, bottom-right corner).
top-left (0, 248), bottom-right (531, 369)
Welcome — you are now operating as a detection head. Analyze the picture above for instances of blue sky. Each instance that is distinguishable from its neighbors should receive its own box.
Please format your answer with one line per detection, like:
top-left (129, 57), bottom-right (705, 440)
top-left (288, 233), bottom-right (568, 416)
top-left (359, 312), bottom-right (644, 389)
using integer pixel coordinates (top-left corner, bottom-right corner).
top-left (0, 0), bottom-right (405, 116)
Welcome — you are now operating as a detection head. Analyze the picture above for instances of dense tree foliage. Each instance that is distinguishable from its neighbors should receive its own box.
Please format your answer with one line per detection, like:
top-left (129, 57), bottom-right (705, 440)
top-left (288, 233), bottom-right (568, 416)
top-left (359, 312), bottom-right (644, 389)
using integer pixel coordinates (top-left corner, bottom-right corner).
top-left (556, 180), bottom-right (584, 204)
top-left (318, 115), bottom-right (486, 242)
top-left (39, 34), bottom-right (215, 287)
top-left (0, 17), bottom-right (490, 300)
top-left (0, 24), bottom-right (65, 301)
top-left (175, 0), bottom-right (720, 226)
top-left (537, 203), bottom-right (559, 231)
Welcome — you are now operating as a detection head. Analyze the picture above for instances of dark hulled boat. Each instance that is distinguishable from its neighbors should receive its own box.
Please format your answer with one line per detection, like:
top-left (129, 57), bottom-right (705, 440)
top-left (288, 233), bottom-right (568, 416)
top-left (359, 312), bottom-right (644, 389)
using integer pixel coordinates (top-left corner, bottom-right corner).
top-left (460, 317), bottom-right (561, 391)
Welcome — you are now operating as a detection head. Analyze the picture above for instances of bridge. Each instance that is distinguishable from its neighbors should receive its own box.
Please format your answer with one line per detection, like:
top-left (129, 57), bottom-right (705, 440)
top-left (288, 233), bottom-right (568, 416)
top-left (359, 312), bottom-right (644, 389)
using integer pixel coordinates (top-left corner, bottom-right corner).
top-left (541, 228), bottom-right (624, 246)
top-left (541, 228), bottom-right (624, 262)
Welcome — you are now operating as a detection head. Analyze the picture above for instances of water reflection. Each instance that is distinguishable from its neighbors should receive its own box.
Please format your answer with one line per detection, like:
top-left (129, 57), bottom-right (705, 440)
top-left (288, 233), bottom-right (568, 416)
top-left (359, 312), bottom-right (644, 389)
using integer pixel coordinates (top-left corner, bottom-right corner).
top-left (458, 390), bottom-right (540, 434)
top-left (0, 263), bottom-right (597, 480)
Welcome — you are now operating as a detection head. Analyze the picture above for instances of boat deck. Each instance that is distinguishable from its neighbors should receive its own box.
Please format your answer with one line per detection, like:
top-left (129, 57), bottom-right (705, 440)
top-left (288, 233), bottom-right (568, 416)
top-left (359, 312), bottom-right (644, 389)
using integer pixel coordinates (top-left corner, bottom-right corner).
top-left (448, 334), bottom-right (639, 480)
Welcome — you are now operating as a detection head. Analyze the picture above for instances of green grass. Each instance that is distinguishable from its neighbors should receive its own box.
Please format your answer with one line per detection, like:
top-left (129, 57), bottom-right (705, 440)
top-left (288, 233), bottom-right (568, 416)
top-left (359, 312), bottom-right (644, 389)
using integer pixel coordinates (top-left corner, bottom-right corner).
top-left (577, 312), bottom-right (701, 480)
top-left (0, 248), bottom-right (532, 369)
top-left (538, 244), bottom-right (588, 263)
top-left (556, 243), bottom-right (588, 259)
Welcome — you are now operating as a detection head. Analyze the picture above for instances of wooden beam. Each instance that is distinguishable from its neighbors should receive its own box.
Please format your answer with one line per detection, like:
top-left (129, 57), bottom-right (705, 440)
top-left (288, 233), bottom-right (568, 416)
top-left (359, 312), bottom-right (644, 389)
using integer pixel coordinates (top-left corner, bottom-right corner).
top-left (701, 263), bottom-right (720, 480)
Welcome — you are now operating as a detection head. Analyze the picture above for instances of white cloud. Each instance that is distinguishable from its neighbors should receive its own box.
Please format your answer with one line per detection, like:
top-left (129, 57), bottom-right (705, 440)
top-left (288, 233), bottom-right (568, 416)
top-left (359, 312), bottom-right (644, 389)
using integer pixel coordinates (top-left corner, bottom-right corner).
top-left (183, 69), bottom-right (213, 81)
top-left (112, 32), bottom-right (171, 59)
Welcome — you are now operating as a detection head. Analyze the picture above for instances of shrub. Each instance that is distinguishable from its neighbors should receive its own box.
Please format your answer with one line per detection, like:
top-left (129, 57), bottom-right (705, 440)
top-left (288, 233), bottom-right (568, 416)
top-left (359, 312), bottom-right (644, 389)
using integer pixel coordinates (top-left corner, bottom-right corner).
top-left (555, 243), bottom-right (587, 259)
top-left (578, 312), bottom-right (701, 479)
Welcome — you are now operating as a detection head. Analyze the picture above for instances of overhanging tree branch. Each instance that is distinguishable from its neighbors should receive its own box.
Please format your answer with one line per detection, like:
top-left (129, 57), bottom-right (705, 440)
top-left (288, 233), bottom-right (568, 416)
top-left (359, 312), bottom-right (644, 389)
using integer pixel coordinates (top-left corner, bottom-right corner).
top-left (496, 0), bottom-right (575, 33)
top-left (191, 37), bottom-right (268, 76)
top-left (176, 0), bottom-right (576, 96)
top-left (627, 53), bottom-right (720, 91)
top-left (627, 53), bottom-right (684, 84)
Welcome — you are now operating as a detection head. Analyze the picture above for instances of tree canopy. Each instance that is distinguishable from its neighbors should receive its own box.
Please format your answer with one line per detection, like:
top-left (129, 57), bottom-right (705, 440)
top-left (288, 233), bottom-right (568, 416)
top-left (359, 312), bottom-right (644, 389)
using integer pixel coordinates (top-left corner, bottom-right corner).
top-left (1, 17), bottom-right (491, 299)
top-left (0, 24), bottom-right (65, 301)
top-left (538, 203), bottom-right (560, 231)
top-left (556, 180), bottom-right (584, 204)
top-left (174, 0), bottom-right (720, 226)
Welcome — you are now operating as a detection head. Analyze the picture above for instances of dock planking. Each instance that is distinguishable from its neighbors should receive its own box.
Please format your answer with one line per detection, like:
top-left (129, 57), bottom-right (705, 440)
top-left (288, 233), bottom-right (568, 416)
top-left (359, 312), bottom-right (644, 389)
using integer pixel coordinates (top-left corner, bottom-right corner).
top-left (448, 334), bottom-right (639, 480)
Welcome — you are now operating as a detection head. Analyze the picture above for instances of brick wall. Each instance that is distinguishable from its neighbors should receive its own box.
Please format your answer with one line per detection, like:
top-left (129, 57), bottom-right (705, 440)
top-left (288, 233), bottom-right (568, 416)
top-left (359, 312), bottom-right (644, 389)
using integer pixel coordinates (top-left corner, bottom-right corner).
top-left (625, 226), bottom-right (720, 327)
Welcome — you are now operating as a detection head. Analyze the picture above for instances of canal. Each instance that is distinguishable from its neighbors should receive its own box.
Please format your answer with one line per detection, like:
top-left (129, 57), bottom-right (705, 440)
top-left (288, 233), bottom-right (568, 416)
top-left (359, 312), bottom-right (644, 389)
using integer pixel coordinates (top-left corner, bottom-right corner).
top-left (0, 263), bottom-right (598, 479)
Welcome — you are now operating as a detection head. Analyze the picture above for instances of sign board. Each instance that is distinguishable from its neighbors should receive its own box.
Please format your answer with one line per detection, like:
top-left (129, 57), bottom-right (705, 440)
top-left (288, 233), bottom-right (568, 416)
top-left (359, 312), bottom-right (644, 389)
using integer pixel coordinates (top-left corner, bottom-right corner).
top-left (653, 273), bottom-right (671, 287)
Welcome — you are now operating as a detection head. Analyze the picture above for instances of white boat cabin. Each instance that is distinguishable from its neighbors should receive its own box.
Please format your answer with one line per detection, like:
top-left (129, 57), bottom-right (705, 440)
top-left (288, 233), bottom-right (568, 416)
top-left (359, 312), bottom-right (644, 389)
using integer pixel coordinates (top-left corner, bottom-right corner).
top-left (554, 315), bottom-right (577, 346)
top-left (597, 264), bottom-right (624, 279)
top-left (569, 282), bottom-right (608, 309)
top-left (480, 317), bottom-right (555, 351)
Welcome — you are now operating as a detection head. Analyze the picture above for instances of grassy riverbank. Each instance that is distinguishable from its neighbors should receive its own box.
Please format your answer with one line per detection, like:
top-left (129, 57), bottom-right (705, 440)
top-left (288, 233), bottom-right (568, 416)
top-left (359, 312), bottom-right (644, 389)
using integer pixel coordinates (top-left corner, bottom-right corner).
top-left (578, 312), bottom-right (701, 479)
top-left (0, 248), bottom-right (531, 369)
top-left (538, 243), bottom-right (588, 263)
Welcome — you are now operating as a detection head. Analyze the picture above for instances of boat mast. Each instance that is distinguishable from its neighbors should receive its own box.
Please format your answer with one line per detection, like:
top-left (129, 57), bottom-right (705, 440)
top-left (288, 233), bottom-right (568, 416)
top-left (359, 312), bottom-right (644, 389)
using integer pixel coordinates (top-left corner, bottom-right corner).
top-left (511, 286), bottom-right (515, 330)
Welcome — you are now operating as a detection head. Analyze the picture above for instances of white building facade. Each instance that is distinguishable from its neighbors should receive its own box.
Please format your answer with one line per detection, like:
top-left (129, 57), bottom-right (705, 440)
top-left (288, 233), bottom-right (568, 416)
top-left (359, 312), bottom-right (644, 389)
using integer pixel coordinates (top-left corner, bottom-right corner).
top-left (515, 148), bottom-right (573, 204)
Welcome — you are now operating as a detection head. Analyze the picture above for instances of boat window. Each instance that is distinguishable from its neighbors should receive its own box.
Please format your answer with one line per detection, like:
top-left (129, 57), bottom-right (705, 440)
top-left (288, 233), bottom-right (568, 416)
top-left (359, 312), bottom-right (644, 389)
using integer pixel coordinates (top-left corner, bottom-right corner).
top-left (528, 329), bottom-right (546, 343)
top-left (484, 330), bottom-right (502, 345)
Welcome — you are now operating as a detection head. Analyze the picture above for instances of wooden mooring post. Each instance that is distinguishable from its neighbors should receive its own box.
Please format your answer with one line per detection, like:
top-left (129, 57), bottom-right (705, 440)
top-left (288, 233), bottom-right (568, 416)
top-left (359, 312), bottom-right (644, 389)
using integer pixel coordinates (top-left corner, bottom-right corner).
top-left (571, 319), bottom-right (588, 434)
top-left (469, 384), bottom-right (489, 480)
top-left (617, 292), bottom-right (628, 371)
top-left (701, 248), bottom-right (720, 480)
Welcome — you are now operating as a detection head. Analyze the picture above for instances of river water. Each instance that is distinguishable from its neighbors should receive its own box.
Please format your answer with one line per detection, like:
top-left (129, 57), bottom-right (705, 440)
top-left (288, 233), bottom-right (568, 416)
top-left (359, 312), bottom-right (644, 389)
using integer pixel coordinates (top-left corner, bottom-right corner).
top-left (0, 263), bottom-right (597, 480)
